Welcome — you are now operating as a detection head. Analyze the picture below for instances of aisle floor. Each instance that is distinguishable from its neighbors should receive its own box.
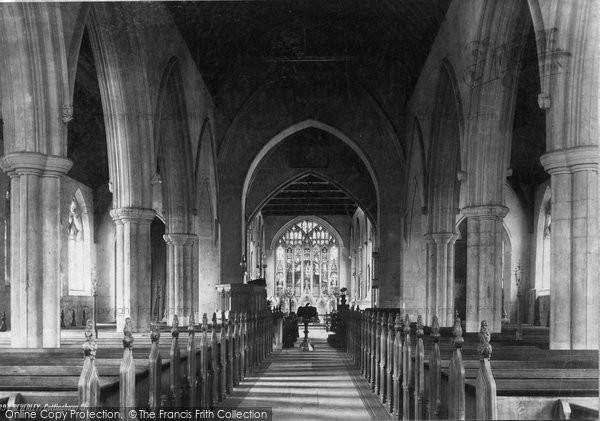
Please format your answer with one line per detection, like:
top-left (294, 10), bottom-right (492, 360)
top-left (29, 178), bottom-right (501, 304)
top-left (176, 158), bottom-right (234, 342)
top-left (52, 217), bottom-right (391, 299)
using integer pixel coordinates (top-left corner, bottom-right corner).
top-left (223, 328), bottom-right (392, 421)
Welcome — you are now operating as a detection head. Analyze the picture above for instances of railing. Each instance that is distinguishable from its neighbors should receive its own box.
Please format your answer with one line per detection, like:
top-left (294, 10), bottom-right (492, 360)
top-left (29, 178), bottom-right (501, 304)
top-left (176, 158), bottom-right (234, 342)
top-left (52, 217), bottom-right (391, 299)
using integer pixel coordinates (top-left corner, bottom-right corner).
top-left (340, 308), bottom-right (498, 420)
top-left (78, 308), bottom-right (274, 410)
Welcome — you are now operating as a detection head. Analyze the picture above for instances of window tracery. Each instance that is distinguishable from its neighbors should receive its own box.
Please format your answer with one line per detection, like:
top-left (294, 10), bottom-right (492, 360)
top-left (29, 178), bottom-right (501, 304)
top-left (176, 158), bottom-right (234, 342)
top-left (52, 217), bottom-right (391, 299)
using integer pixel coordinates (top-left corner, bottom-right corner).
top-left (274, 220), bottom-right (339, 299)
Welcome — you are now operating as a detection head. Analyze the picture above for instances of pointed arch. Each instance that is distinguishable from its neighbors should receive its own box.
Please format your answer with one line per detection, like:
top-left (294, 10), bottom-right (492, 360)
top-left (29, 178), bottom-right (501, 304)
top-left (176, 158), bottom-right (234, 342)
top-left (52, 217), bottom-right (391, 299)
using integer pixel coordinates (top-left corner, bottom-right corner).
top-left (195, 117), bottom-right (220, 316)
top-left (195, 117), bottom-right (218, 223)
top-left (66, 4), bottom-right (92, 100)
top-left (154, 57), bottom-right (194, 233)
top-left (441, 58), bottom-right (466, 167)
top-left (86, 3), bottom-right (154, 209)
top-left (406, 117), bottom-right (427, 215)
top-left (270, 215), bottom-right (344, 250)
top-left (242, 119), bottom-right (380, 222)
top-left (426, 62), bottom-right (463, 234)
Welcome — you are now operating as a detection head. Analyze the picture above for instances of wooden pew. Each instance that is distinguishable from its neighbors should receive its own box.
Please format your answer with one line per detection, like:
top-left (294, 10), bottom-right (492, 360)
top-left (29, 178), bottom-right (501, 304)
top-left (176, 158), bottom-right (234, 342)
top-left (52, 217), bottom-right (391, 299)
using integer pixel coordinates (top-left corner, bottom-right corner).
top-left (78, 320), bottom-right (100, 408)
top-left (428, 316), bottom-right (441, 420)
top-left (475, 320), bottom-right (496, 420)
top-left (168, 315), bottom-right (181, 407)
top-left (120, 318), bottom-right (135, 420)
top-left (200, 313), bottom-right (209, 409)
top-left (1, 303), bottom-right (276, 411)
top-left (392, 313), bottom-right (402, 419)
top-left (210, 313), bottom-right (219, 408)
top-left (341, 308), bottom-right (598, 421)
top-left (219, 311), bottom-right (227, 402)
top-left (414, 315), bottom-right (425, 420)
top-left (448, 315), bottom-right (466, 420)
top-left (402, 314), bottom-right (413, 420)
top-left (187, 313), bottom-right (197, 408)
top-left (378, 311), bottom-right (388, 401)
top-left (148, 320), bottom-right (161, 410)
top-left (386, 313), bottom-right (394, 413)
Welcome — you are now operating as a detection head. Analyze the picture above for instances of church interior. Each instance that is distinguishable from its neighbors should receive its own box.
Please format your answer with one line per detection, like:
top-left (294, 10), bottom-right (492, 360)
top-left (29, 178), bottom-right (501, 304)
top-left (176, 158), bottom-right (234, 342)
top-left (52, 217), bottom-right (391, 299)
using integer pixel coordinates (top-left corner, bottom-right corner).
top-left (0, 1), bottom-right (598, 420)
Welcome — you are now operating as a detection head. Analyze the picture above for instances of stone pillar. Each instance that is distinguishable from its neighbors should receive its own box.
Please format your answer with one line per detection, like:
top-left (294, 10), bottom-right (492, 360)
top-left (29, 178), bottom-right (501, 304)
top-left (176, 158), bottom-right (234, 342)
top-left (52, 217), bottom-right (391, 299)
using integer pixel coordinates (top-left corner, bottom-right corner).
top-left (110, 207), bottom-right (155, 332)
top-left (0, 152), bottom-right (72, 348)
top-left (462, 205), bottom-right (508, 333)
top-left (425, 233), bottom-right (457, 327)
top-left (541, 146), bottom-right (599, 350)
top-left (163, 233), bottom-right (196, 325)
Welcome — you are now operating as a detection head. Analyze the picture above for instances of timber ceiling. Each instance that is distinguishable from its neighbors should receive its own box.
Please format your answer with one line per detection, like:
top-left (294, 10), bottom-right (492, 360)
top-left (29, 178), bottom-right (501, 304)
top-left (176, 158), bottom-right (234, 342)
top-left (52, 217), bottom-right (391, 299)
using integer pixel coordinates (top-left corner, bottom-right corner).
top-left (261, 174), bottom-right (358, 217)
top-left (67, 1), bottom-right (452, 197)
top-left (167, 0), bottom-right (452, 143)
top-left (168, 1), bottom-right (451, 66)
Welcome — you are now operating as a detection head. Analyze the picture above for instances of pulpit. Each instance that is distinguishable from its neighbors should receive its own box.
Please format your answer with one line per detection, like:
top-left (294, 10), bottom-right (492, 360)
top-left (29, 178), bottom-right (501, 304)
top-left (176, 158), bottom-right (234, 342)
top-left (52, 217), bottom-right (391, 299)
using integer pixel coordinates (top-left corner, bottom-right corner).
top-left (297, 304), bottom-right (318, 351)
top-left (215, 283), bottom-right (267, 314)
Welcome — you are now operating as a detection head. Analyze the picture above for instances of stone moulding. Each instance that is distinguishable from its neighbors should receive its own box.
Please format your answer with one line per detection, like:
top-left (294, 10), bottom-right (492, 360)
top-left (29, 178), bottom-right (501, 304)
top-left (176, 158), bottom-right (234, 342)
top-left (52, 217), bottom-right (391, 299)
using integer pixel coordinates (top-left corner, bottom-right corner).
top-left (540, 145), bottom-right (600, 174)
top-left (0, 152), bottom-right (73, 177)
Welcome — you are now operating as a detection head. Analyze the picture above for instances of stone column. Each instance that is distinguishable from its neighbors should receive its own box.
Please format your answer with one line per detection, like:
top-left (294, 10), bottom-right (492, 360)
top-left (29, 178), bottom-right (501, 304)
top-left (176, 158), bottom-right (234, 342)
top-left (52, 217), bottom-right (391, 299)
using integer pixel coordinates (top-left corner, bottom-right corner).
top-left (0, 152), bottom-right (72, 348)
top-left (110, 207), bottom-right (155, 332)
top-left (163, 233), bottom-right (196, 325)
top-left (462, 205), bottom-right (508, 333)
top-left (541, 146), bottom-right (599, 350)
top-left (425, 233), bottom-right (458, 327)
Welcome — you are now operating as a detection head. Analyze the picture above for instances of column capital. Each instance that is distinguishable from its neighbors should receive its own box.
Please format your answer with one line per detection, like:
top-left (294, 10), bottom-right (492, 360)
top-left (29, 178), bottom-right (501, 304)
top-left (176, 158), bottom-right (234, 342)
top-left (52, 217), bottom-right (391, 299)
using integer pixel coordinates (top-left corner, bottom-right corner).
top-left (461, 205), bottom-right (509, 219)
top-left (110, 207), bottom-right (155, 224)
top-left (0, 152), bottom-right (72, 177)
top-left (541, 145), bottom-right (599, 174)
top-left (425, 232), bottom-right (458, 245)
top-left (163, 233), bottom-right (197, 246)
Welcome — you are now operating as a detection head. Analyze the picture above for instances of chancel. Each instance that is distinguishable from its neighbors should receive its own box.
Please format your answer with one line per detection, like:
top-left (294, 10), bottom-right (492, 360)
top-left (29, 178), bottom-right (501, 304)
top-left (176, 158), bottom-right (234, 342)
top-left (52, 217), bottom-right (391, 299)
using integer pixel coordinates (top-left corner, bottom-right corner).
top-left (0, 1), bottom-right (598, 420)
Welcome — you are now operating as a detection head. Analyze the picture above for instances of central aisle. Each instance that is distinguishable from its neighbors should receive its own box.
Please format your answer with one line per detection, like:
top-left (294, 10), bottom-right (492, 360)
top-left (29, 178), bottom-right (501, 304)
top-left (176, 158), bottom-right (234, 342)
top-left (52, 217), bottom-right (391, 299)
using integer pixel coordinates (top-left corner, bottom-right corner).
top-left (224, 328), bottom-right (391, 421)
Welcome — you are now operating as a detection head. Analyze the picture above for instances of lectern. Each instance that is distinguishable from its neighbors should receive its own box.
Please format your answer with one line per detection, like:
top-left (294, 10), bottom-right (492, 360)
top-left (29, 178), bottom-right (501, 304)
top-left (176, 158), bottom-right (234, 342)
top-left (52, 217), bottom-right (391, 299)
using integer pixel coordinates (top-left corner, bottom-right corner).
top-left (297, 304), bottom-right (318, 351)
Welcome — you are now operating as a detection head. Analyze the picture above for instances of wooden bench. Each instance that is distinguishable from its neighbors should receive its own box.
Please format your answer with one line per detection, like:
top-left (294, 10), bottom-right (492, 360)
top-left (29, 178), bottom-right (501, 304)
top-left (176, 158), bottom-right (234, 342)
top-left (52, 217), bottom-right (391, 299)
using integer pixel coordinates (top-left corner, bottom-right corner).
top-left (342, 308), bottom-right (598, 420)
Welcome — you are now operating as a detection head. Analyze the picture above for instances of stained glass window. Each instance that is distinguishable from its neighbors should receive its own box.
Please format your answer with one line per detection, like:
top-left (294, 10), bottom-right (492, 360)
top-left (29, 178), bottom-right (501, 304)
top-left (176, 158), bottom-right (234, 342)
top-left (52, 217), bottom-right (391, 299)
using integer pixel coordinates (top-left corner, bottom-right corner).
top-left (276, 246), bottom-right (284, 289)
top-left (274, 219), bottom-right (340, 299)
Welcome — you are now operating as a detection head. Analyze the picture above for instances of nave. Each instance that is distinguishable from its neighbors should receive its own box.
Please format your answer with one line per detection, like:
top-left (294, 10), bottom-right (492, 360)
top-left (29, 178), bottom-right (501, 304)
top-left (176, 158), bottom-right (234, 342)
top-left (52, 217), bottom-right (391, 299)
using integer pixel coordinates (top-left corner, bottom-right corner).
top-left (224, 328), bottom-right (391, 421)
top-left (0, 309), bottom-right (597, 421)
top-left (0, 2), bottom-right (599, 420)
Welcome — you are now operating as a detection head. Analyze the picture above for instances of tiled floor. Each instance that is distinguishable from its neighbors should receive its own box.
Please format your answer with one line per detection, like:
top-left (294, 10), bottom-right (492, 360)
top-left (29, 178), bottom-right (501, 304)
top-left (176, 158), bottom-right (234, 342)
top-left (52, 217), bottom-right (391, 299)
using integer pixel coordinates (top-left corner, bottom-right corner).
top-left (223, 328), bottom-right (391, 421)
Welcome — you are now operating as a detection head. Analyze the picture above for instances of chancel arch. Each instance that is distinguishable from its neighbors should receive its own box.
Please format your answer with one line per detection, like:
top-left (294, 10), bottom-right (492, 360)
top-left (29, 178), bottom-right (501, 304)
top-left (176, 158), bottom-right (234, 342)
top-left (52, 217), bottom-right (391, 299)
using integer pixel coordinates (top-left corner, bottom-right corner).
top-left (218, 68), bottom-right (406, 307)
